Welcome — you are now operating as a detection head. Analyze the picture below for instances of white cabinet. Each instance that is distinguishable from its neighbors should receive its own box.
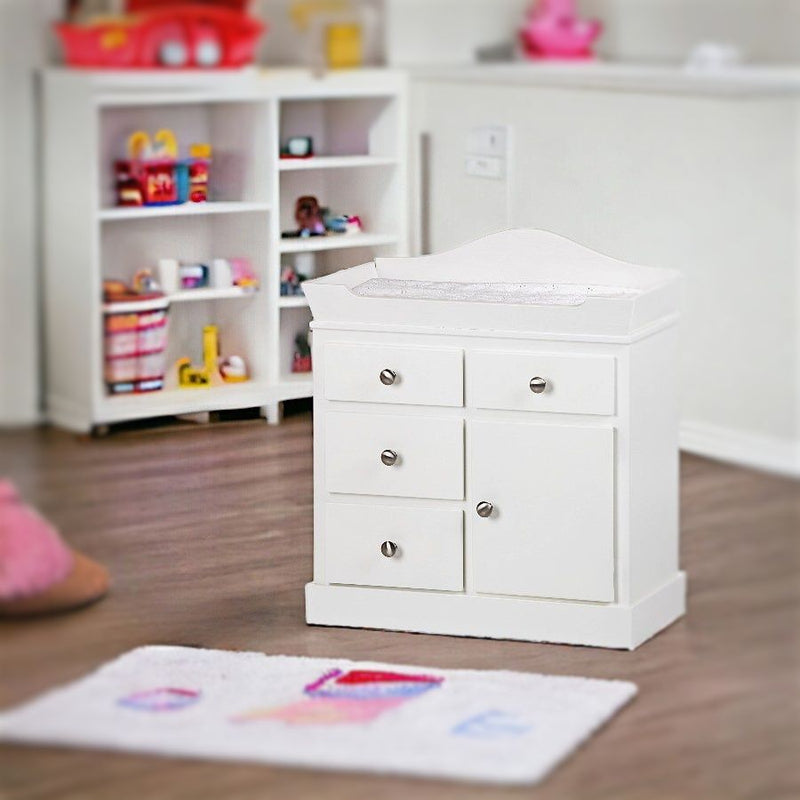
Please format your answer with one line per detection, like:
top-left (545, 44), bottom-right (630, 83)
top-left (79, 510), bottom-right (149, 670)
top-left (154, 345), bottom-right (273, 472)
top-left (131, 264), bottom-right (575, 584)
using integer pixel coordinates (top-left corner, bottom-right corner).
top-left (470, 420), bottom-right (614, 603)
top-left (304, 230), bottom-right (686, 650)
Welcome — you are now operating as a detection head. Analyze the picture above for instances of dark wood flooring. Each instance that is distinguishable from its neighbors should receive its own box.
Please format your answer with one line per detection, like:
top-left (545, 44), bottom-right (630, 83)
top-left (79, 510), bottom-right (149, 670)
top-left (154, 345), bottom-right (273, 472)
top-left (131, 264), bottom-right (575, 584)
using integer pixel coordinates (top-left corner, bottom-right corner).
top-left (1, 413), bottom-right (798, 800)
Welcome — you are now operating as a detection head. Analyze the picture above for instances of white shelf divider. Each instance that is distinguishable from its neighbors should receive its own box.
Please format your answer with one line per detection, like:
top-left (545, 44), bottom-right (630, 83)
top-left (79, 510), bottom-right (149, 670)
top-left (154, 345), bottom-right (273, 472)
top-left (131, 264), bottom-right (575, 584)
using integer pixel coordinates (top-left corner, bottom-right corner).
top-left (280, 233), bottom-right (399, 254)
top-left (278, 295), bottom-right (309, 308)
top-left (98, 201), bottom-right (271, 222)
top-left (98, 381), bottom-right (271, 424)
top-left (170, 287), bottom-right (259, 303)
top-left (278, 155), bottom-right (397, 171)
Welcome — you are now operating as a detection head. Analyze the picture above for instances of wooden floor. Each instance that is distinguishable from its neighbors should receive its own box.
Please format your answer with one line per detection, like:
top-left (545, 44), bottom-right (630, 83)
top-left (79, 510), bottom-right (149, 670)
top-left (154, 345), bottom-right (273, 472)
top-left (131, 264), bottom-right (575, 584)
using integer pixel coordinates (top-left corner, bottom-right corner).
top-left (1, 413), bottom-right (798, 800)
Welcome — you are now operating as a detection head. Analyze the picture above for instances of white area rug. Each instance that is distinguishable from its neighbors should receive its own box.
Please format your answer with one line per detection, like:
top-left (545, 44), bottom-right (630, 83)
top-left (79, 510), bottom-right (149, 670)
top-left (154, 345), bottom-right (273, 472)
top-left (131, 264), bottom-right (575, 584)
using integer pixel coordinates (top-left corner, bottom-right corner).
top-left (0, 646), bottom-right (637, 785)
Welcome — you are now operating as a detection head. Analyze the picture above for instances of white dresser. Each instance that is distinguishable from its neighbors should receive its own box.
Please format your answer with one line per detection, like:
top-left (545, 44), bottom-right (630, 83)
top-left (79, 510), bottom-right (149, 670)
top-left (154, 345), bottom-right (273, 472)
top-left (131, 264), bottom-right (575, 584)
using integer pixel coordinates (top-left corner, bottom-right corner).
top-left (303, 230), bottom-right (686, 650)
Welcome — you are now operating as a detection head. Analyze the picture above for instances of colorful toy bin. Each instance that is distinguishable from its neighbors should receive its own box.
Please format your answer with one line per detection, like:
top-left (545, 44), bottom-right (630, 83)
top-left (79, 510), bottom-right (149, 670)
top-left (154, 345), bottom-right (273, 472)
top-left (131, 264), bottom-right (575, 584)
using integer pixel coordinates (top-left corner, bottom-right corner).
top-left (115, 130), bottom-right (210, 207)
top-left (104, 296), bottom-right (170, 395)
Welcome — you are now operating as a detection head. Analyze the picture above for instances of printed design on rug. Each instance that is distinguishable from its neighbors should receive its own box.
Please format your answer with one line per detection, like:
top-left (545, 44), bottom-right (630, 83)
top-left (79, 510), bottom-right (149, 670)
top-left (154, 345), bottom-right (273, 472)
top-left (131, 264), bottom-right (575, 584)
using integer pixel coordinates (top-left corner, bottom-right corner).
top-left (118, 688), bottom-right (201, 712)
top-left (452, 710), bottom-right (534, 739)
top-left (232, 668), bottom-right (444, 725)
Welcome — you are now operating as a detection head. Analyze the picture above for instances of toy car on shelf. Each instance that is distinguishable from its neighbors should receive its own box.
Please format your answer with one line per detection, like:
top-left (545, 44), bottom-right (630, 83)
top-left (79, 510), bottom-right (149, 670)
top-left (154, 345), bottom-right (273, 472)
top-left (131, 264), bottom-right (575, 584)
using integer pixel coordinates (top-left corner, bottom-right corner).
top-left (56, 0), bottom-right (266, 69)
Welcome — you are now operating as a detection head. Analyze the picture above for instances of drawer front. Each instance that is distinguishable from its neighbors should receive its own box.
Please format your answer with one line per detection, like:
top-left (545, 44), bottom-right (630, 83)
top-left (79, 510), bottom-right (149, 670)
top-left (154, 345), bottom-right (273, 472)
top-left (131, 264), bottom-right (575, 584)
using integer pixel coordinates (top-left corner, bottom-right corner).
top-left (468, 351), bottom-right (615, 416)
top-left (325, 504), bottom-right (464, 591)
top-left (324, 343), bottom-right (463, 407)
top-left (326, 412), bottom-right (464, 500)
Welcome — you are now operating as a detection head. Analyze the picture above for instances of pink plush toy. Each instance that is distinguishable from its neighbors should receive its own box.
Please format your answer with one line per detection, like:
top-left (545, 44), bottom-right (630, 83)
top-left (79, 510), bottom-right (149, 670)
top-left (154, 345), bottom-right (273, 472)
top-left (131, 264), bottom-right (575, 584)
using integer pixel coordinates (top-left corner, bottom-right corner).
top-left (520, 0), bottom-right (602, 60)
top-left (0, 481), bottom-right (109, 617)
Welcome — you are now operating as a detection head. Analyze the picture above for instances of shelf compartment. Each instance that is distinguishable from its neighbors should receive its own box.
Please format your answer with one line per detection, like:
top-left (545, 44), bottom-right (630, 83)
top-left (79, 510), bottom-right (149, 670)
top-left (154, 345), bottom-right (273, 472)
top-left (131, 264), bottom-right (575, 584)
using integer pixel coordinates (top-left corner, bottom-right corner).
top-left (279, 96), bottom-right (398, 160)
top-left (98, 202), bottom-right (270, 222)
top-left (278, 156), bottom-right (397, 172)
top-left (98, 99), bottom-right (273, 208)
top-left (280, 233), bottom-right (398, 254)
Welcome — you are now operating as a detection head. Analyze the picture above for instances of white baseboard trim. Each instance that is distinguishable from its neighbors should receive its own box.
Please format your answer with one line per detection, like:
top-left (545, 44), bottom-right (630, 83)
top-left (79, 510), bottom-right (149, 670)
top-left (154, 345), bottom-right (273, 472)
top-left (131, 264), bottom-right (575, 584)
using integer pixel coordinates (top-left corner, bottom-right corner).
top-left (681, 421), bottom-right (800, 479)
top-left (46, 395), bottom-right (92, 434)
top-left (306, 573), bottom-right (687, 651)
top-left (0, 411), bottom-right (43, 428)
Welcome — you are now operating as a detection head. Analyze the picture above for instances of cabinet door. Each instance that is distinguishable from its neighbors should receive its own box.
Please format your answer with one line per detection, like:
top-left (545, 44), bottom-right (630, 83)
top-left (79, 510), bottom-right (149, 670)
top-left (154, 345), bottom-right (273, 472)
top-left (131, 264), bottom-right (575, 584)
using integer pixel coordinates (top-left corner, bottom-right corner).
top-left (471, 421), bottom-right (614, 602)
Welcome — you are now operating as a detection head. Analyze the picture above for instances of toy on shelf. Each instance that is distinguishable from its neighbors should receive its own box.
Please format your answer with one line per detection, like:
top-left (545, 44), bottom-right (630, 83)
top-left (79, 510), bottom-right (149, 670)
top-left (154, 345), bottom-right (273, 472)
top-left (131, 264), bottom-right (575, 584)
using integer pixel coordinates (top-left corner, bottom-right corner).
top-left (230, 257), bottom-right (259, 288)
top-left (103, 279), bottom-right (170, 395)
top-left (280, 136), bottom-right (314, 159)
top-left (220, 355), bottom-right (248, 383)
top-left (115, 130), bottom-right (212, 208)
top-left (282, 196), bottom-right (365, 239)
top-left (56, 0), bottom-right (266, 70)
top-left (156, 257), bottom-right (258, 294)
top-left (176, 324), bottom-right (249, 387)
top-left (324, 211), bottom-right (362, 235)
top-left (280, 264), bottom-right (309, 296)
top-left (326, 23), bottom-right (362, 69)
top-left (295, 195), bottom-right (326, 236)
top-left (288, 0), bottom-right (376, 70)
top-left (292, 331), bottom-right (312, 373)
top-left (519, 0), bottom-right (602, 60)
top-left (132, 268), bottom-right (160, 294)
top-left (179, 263), bottom-right (210, 289)
top-left (188, 143), bottom-right (211, 202)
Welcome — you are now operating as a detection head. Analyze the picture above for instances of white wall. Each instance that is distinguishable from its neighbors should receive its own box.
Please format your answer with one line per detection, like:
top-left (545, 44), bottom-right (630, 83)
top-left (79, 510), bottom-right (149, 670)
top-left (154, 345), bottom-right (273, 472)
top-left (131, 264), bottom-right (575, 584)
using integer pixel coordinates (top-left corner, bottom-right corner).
top-left (0, 0), bottom-right (58, 426)
top-left (588, 0), bottom-right (800, 63)
top-left (413, 77), bottom-right (800, 474)
top-left (380, 0), bottom-right (800, 66)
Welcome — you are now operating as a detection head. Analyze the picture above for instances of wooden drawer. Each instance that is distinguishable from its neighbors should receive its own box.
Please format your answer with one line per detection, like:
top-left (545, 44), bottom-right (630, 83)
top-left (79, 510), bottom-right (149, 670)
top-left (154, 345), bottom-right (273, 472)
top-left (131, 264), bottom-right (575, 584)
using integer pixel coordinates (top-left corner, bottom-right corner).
top-left (325, 412), bottom-right (464, 500)
top-left (324, 343), bottom-right (463, 407)
top-left (325, 504), bottom-right (464, 591)
top-left (468, 351), bottom-right (615, 416)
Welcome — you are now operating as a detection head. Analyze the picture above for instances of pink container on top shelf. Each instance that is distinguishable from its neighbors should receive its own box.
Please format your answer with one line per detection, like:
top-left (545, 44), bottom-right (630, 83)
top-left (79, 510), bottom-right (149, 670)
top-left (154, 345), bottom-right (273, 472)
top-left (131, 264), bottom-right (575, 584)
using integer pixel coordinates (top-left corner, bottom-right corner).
top-left (520, 0), bottom-right (602, 60)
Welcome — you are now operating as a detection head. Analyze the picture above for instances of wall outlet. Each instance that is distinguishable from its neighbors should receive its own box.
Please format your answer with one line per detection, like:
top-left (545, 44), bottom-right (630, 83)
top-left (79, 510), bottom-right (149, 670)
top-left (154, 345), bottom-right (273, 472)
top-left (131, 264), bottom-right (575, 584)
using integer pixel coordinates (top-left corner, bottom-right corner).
top-left (466, 155), bottom-right (505, 180)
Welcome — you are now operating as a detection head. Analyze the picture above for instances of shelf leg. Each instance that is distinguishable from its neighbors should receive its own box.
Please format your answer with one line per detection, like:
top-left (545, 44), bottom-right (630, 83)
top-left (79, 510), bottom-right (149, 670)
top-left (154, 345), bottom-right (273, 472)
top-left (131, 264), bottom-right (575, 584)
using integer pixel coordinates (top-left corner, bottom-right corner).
top-left (261, 402), bottom-right (283, 426)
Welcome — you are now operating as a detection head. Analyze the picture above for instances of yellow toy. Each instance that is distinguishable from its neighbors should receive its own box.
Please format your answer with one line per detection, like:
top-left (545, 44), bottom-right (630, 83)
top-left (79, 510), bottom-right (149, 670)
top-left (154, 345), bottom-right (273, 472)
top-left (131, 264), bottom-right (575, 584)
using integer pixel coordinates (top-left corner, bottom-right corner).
top-left (177, 325), bottom-right (224, 388)
top-left (176, 325), bottom-right (249, 388)
top-left (326, 23), bottom-right (362, 69)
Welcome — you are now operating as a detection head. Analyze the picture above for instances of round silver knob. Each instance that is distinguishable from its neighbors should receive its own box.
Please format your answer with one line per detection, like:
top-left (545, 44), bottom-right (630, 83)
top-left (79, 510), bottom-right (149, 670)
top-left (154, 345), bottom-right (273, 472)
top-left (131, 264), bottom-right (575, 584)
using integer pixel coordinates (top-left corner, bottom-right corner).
top-left (380, 449), bottom-right (398, 466)
top-left (530, 377), bottom-right (547, 394)
top-left (379, 369), bottom-right (397, 386)
top-left (381, 541), bottom-right (398, 558)
top-left (476, 501), bottom-right (494, 518)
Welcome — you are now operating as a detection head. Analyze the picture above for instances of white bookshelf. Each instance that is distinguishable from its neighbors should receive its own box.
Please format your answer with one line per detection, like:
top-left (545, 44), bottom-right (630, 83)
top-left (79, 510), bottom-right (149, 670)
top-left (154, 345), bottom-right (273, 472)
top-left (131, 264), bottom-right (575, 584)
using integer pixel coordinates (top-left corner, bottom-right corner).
top-left (41, 69), bottom-right (408, 433)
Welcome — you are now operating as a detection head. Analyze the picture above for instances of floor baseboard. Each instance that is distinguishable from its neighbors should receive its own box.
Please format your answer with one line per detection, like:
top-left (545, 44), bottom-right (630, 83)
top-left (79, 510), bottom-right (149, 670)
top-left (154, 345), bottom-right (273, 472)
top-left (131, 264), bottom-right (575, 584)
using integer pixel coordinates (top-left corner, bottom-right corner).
top-left (681, 421), bottom-right (800, 478)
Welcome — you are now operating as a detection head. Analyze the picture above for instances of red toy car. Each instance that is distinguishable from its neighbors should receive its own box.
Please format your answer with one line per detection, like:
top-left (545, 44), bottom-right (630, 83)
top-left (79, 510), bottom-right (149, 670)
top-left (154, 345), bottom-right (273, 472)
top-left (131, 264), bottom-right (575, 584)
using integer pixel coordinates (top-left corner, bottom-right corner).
top-left (57, 0), bottom-right (266, 69)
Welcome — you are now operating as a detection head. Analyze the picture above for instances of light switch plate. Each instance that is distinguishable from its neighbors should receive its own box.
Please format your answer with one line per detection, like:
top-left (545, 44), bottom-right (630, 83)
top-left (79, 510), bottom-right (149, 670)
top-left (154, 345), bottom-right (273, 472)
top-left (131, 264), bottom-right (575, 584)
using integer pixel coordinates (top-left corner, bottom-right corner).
top-left (467, 126), bottom-right (509, 158)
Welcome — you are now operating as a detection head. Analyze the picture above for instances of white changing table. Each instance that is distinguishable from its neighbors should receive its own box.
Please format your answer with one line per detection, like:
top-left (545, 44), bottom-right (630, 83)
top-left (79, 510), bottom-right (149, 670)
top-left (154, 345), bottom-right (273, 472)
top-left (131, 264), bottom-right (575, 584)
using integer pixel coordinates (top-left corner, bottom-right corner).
top-left (303, 230), bottom-right (686, 650)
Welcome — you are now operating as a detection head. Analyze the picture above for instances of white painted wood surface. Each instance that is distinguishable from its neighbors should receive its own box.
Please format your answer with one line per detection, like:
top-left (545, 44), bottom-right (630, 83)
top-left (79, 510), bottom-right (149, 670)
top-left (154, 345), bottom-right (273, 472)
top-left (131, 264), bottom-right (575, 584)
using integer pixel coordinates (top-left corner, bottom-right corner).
top-left (470, 421), bottom-right (615, 602)
top-left (468, 351), bottom-right (615, 416)
top-left (324, 343), bottom-right (464, 407)
top-left (326, 412), bottom-right (464, 500)
top-left (305, 231), bottom-right (685, 649)
top-left (325, 503), bottom-right (464, 591)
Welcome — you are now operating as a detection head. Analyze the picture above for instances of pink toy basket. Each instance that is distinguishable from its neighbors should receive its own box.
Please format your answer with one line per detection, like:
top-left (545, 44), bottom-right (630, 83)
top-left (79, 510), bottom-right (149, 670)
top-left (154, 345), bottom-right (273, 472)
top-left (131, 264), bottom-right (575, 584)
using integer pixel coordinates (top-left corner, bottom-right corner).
top-left (103, 296), bottom-right (170, 395)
